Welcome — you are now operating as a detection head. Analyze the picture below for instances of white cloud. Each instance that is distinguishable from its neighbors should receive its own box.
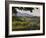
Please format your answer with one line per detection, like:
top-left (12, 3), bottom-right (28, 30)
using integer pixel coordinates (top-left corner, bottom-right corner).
top-left (15, 7), bottom-right (40, 16)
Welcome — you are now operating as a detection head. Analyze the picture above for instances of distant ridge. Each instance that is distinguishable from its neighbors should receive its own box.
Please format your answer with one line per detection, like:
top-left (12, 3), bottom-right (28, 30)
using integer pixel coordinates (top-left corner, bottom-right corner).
top-left (16, 12), bottom-right (40, 17)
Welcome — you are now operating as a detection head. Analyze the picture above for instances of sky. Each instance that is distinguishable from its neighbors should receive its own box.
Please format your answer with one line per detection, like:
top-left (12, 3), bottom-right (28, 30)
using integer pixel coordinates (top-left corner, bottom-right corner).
top-left (12, 7), bottom-right (40, 17)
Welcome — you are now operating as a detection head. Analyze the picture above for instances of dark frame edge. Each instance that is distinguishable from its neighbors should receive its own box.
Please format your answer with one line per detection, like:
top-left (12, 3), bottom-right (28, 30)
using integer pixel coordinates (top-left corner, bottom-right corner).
top-left (5, 1), bottom-right (45, 38)
top-left (5, 1), bottom-right (9, 38)
top-left (43, 3), bottom-right (45, 35)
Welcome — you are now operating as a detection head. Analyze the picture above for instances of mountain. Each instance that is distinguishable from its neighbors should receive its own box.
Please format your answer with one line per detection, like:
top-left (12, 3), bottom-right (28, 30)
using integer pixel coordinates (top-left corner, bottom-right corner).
top-left (16, 12), bottom-right (33, 17)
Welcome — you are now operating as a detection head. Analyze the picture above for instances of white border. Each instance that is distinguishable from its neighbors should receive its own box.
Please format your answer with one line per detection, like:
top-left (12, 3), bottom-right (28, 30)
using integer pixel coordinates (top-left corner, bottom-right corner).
top-left (9, 4), bottom-right (43, 35)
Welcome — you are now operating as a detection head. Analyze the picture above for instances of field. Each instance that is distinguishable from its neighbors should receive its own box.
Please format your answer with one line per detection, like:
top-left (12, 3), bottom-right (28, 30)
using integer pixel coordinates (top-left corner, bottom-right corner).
top-left (12, 16), bottom-right (40, 31)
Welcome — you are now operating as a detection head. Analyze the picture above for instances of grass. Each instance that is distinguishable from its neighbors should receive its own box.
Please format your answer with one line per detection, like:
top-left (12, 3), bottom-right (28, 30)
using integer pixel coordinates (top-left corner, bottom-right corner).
top-left (12, 16), bottom-right (40, 31)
